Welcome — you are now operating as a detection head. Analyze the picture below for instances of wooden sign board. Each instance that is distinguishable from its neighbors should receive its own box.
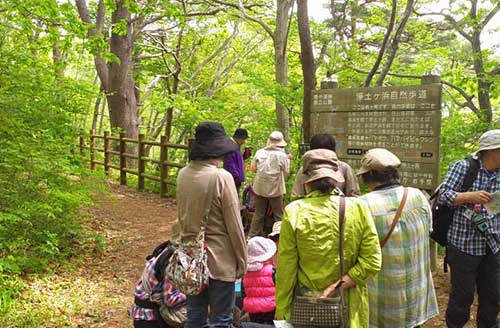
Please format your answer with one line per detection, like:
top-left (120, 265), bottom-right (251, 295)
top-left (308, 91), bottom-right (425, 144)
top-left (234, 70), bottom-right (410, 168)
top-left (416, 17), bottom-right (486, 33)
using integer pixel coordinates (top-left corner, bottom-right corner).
top-left (311, 84), bottom-right (442, 190)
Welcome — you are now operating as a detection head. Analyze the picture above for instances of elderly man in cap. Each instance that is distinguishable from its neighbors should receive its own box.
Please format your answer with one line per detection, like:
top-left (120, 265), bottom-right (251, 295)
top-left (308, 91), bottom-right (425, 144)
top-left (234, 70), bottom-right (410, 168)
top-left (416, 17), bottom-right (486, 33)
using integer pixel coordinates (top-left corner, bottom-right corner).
top-left (357, 148), bottom-right (438, 328)
top-left (248, 131), bottom-right (290, 237)
top-left (177, 122), bottom-right (247, 328)
top-left (223, 128), bottom-right (249, 193)
top-left (439, 130), bottom-right (500, 328)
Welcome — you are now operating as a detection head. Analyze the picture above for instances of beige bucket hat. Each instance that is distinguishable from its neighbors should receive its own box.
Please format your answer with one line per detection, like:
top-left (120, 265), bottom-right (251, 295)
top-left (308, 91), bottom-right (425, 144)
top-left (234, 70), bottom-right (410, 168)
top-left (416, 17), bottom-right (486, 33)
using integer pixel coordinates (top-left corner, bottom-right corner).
top-left (302, 149), bottom-right (345, 184)
top-left (267, 131), bottom-right (287, 147)
top-left (357, 148), bottom-right (401, 176)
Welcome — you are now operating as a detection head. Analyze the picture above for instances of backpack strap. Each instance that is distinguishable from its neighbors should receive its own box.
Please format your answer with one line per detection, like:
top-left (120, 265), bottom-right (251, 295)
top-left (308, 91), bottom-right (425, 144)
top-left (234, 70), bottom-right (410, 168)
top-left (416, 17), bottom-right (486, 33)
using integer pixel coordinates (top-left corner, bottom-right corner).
top-left (380, 187), bottom-right (408, 248)
top-left (198, 170), bottom-right (219, 243)
top-left (179, 169), bottom-right (218, 242)
top-left (147, 240), bottom-right (171, 261)
top-left (430, 155), bottom-right (479, 201)
top-left (153, 243), bottom-right (176, 283)
top-left (463, 155), bottom-right (480, 191)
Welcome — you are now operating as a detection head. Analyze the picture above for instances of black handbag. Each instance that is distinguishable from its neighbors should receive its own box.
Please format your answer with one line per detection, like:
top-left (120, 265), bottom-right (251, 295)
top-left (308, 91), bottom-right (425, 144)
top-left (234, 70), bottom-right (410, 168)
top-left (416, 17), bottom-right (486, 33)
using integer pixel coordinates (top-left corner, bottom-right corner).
top-left (290, 196), bottom-right (349, 328)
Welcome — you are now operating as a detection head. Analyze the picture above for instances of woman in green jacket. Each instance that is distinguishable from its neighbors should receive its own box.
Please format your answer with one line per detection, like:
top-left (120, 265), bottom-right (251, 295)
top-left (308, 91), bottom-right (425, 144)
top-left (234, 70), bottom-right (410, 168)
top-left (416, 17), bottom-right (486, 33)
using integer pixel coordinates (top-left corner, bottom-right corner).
top-left (275, 149), bottom-right (382, 327)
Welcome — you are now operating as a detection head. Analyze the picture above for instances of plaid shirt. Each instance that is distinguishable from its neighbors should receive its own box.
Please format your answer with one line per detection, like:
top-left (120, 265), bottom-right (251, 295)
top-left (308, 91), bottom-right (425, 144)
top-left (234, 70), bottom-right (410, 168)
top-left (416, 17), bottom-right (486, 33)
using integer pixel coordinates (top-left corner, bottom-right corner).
top-left (439, 158), bottom-right (500, 256)
top-left (129, 251), bottom-right (186, 321)
top-left (361, 186), bottom-right (438, 327)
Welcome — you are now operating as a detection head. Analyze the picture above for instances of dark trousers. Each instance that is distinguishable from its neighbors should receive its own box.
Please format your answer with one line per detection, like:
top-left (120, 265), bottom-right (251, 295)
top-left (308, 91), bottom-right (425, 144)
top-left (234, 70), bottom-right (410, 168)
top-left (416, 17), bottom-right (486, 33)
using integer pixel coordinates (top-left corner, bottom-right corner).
top-left (446, 245), bottom-right (500, 328)
top-left (249, 194), bottom-right (283, 237)
top-left (185, 279), bottom-right (235, 328)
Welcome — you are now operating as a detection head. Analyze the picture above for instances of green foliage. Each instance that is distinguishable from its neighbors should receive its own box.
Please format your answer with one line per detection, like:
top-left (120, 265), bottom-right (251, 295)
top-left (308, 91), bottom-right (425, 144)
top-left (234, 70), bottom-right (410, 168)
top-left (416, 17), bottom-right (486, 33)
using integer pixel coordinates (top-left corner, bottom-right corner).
top-left (0, 2), bottom-right (106, 321)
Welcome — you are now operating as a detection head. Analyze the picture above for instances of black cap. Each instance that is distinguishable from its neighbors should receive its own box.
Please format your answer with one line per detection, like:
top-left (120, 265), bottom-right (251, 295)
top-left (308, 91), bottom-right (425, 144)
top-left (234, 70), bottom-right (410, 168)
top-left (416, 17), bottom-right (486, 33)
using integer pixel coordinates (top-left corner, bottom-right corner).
top-left (233, 128), bottom-right (249, 140)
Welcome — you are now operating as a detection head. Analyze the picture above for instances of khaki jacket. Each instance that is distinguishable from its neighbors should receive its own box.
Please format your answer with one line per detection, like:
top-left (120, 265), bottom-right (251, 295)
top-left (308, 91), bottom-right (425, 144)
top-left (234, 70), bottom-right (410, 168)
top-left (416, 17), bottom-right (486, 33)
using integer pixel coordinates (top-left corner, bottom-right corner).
top-left (176, 161), bottom-right (247, 281)
top-left (292, 161), bottom-right (360, 198)
top-left (252, 146), bottom-right (290, 198)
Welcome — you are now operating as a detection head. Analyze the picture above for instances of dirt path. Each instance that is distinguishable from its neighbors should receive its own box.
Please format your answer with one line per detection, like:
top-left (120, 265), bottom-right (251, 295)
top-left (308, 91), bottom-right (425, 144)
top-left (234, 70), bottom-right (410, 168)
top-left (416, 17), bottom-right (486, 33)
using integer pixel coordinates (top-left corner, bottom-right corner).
top-left (75, 184), bottom-right (473, 327)
top-left (80, 183), bottom-right (178, 327)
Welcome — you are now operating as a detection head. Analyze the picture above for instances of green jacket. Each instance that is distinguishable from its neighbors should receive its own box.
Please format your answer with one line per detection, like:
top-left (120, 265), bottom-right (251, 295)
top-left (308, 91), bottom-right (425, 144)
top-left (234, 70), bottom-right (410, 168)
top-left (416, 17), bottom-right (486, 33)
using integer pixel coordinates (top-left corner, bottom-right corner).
top-left (275, 190), bottom-right (382, 327)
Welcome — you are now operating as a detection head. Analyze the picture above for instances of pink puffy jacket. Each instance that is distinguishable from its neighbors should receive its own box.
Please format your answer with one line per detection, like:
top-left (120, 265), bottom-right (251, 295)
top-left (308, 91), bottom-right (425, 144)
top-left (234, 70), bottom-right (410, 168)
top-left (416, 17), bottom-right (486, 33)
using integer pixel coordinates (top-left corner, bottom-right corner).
top-left (242, 264), bottom-right (276, 313)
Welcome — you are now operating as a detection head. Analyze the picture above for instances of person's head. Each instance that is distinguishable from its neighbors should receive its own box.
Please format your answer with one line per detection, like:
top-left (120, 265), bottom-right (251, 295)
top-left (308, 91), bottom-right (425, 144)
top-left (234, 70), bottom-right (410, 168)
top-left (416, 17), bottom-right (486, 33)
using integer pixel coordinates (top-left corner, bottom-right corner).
top-left (268, 221), bottom-right (282, 243)
top-left (357, 148), bottom-right (401, 190)
top-left (247, 236), bottom-right (277, 271)
top-left (189, 122), bottom-right (238, 161)
top-left (475, 129), bottom-right (500, 170)
top-left (310, 134), bottom-right (336, 152)
top-left (267, 131), bottom-right (287, 148)
top-left (302, 149), bottom-right (345, 194)
top-left (233, 128), bottom-right (249, 145)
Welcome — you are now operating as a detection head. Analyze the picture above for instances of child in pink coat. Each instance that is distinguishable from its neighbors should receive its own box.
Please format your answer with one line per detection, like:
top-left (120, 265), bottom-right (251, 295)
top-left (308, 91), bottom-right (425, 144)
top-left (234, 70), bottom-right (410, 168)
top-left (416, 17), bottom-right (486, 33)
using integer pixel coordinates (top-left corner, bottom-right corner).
top-left (242, 236), bottom-right (277, 324)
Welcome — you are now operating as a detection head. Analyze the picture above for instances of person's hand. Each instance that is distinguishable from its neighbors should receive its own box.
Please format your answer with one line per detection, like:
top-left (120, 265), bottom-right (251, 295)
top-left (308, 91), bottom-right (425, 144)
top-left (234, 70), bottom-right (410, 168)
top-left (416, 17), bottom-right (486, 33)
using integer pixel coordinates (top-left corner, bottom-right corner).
top-left (287, 153), bottom-right (293, 160)
top-left (320, 275), bottom-right (356, 298)
top-left (459, 191), bottom-right (492, 205)
top-left (320, 280), bottom-right (342, 298)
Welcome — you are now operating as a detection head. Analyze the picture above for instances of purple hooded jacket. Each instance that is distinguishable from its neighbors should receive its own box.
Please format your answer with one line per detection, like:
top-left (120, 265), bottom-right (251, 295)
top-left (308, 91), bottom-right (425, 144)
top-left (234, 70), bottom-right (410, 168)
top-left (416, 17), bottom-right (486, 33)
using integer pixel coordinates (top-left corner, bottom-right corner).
top-left (223, 143), bottom-right (245, 184)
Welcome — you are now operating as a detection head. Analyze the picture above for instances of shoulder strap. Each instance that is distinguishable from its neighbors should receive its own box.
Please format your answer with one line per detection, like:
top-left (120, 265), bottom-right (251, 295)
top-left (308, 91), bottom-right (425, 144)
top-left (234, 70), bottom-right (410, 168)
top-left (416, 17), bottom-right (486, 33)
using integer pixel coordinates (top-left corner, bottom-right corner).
top-left (380, 187), bottom-right (408, 248)
top-left (338, 196), bottom-right (348, 328)
top-left (338, 196), bottom-right (346, 277)
top-left (200, 170), bottom-right (219, 229)
top-left (463, 156), bottom-right (480, 191)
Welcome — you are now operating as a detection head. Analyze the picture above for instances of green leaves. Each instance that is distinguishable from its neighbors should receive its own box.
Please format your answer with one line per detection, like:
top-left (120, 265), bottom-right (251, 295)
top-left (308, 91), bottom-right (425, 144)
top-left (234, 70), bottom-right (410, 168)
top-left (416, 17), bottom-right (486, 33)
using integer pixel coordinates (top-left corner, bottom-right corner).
top-left (112, 18), bottom-right (128, 36)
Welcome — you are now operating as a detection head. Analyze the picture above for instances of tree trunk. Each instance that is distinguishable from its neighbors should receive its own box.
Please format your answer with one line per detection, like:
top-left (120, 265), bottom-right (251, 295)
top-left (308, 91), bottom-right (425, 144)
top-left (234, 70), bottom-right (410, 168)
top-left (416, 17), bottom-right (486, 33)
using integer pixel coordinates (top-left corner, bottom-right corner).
top-left (364, 0), bottom-right (397, 87)
top-left (471, 3), bottom-right (493, 124)
top-left (91, 90), bottom-right (103, 132)
top-left (98, 95), bottom-right (106, 134)
top-left (376, 0), bottom-right (415, 86)
top-left (274, 0), bottom-right (294, 141)
top-left (297, 0), bottom-right (316, 143)
top-left (106, 3), bottom-right (139, 139)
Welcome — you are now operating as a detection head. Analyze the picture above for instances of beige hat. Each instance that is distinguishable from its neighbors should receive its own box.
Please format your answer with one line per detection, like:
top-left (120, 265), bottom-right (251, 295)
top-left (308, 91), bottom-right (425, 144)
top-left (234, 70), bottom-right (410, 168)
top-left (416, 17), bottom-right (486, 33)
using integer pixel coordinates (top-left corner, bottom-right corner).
top-left (267, 131), bottom-right (287, 147)
top-left (357, 148), bottom-right (401, 176)
top-left (268, 221), bottom-right (282, 237)
top-left (475, 129), bottom-right (500, 154)
top-left (303, 149), bottom-right (345, 184)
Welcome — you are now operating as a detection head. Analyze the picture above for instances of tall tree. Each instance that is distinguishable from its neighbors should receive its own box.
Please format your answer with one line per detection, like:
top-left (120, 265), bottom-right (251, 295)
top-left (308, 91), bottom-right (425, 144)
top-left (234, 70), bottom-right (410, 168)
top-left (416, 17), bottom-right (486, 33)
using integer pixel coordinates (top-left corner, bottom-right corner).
top-left (75, 0), bottom-right (179, 139)
top-left (375, 0), bottom-right (415, 86)
top-left (297, 0), bottom-right (315, 142)
top-left (207, 0), bottom-right (295, 140)
top-left (417, 0), bottom-right (500, 122)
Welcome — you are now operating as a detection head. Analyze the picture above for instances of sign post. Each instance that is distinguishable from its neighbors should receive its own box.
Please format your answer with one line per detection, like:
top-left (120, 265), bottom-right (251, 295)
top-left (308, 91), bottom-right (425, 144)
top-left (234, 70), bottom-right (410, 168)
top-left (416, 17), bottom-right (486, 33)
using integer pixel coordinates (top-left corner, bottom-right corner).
top-left (311, 82), bottom-right (442, 191)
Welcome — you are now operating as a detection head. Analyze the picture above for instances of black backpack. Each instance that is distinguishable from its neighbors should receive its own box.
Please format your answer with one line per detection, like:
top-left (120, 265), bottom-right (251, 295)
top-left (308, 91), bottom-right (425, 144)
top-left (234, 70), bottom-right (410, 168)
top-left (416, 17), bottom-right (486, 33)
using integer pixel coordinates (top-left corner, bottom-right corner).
top-left (429, 156), bottom-right (480, 247)
top-left (146, 240), bottom-right (176, 283)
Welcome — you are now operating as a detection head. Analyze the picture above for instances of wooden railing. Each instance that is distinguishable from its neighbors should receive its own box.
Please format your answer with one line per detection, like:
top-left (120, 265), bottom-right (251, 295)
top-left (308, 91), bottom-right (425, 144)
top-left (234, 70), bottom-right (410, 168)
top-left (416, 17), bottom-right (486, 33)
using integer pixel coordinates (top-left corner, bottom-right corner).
top-left (79, 130), bottom-right (189, 197)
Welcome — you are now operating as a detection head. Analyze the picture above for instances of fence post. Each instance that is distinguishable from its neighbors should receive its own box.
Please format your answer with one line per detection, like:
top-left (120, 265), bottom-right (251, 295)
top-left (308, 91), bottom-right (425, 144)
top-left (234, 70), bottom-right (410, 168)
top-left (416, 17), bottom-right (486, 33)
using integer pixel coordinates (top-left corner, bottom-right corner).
top-left (119, 132), bottom-right (127, 185)
top-left (90, 129), bottom-right (96, 170)
top-left (79, 136), bottom-right (85, 156)
top-left (138, 134), bottom-right (145, 191)
top-left (160, 136), bottom-right (168, 197)
top-left (104, 131), bottom-right (110, 175)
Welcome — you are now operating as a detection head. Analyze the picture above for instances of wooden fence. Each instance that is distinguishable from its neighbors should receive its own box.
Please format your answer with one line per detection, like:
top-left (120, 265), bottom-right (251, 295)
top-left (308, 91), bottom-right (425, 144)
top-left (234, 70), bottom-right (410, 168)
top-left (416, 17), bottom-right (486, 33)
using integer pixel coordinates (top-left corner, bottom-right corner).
top-left (79, 130), bottom-right (189, 197)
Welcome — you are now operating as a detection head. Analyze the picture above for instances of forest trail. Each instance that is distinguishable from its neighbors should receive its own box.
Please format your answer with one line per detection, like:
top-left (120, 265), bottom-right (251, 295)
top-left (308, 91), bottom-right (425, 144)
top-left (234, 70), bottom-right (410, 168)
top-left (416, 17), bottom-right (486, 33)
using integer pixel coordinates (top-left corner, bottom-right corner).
top-left (60, 183), bottom-right (470, 327)
top-left (75, 183), bottom-right (178, 327)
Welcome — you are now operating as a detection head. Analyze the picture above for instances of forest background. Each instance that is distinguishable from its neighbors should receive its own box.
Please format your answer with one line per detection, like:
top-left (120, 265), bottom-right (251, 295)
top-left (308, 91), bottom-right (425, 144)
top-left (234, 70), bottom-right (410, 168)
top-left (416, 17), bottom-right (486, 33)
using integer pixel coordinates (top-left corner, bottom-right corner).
top-left (0, 0), bottom-right (499, 326)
